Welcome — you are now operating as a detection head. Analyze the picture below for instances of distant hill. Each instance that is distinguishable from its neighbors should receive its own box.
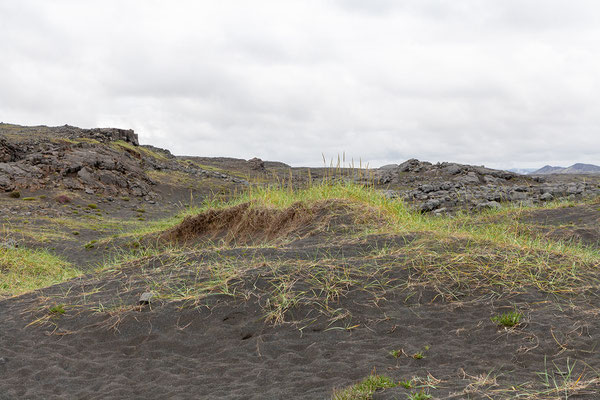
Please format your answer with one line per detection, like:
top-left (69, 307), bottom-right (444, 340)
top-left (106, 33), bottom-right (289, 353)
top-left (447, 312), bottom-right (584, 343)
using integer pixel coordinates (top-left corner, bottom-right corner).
top-left (561, 163), bottom-right (600, 174)
top-left (507, 168), bottom-right (538, 175)
top-left (532, 163), bottom-right (600, 175)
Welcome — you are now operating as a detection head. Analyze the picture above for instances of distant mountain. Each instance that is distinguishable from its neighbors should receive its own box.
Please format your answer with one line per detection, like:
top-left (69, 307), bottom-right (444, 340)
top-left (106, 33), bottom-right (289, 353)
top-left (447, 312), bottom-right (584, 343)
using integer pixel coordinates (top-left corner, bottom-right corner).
top-left (532, 163), bottom-right (600, 175)
top-left (532, 165), bottom-right (566, 174)
top-left (507, 168), bottom-right (538, 175)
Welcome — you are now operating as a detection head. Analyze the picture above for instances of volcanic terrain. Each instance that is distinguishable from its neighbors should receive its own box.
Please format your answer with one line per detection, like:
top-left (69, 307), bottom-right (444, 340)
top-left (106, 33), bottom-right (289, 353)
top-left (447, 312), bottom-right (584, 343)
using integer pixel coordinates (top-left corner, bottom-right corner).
top-left (1, 124), bottom-right (600, 399)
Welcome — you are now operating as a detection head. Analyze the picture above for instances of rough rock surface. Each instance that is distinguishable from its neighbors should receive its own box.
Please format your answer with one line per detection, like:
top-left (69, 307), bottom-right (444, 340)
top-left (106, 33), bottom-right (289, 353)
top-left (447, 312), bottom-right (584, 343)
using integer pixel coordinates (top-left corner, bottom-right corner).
top-left (0, 123), bottom-right (248, 197)
top-left (372, 159), bottom-right (600, 213)
top-left (247, 157), bottom-right (266, 171)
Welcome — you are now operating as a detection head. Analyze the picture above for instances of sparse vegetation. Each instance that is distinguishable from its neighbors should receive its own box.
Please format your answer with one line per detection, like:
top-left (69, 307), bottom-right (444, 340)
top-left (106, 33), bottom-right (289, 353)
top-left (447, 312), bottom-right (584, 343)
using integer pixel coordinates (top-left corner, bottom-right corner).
top-left (55, 194), bottom-right (72, 204)
top-left (9, 191), bottom-right (20, 198)
top-left (491, 310), bottom-right (523, 328)
top-left (49, 304), bottom-right (65, 314)
top-left (399, 379), bottom-right (413, 389)
top-left (111, 140), bottom-right (169, 161)
top-left (407, 391), bottom-right (432, 400)
top-left (390, 349), bottom-right (402, 358)
top-left (332, 374), bottom-right (397, 400)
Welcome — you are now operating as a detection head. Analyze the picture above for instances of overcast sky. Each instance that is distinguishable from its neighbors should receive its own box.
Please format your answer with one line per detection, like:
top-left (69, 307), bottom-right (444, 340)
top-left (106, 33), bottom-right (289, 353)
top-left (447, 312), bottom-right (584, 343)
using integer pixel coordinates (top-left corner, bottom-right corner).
top-left (1, 1), bottom-right (599, 169)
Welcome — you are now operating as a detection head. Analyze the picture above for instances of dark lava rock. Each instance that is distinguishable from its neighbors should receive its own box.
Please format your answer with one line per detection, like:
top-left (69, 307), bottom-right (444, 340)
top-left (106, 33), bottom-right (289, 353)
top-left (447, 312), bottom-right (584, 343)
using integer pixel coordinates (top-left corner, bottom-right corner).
top-left (372, 158), bottom-right (600, 213)
top-left (0, 123), bottom-right (248, 197)
top-left (247, 157), bottom-right (265, 171)
top-left (0, 137), bottom-right (18, 162)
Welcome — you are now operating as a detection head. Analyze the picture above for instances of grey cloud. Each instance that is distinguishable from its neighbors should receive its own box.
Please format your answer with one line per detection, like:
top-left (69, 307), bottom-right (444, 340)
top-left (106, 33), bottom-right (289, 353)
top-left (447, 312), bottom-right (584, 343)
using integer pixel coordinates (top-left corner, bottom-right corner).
top-left (1, 0), bottom-right (599, 170)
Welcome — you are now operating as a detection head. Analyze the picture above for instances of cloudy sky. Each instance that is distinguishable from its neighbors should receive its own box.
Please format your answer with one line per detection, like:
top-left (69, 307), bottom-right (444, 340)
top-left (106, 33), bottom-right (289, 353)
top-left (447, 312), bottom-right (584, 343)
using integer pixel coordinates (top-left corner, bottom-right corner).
top-left (1, 1), bottom-right (599, 169)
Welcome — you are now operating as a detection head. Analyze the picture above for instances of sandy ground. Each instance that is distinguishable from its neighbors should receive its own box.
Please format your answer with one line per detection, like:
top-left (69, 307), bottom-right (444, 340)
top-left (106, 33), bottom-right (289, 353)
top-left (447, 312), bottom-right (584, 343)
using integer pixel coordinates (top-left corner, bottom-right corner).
top-left (1, 231), bottom-right (600, 399)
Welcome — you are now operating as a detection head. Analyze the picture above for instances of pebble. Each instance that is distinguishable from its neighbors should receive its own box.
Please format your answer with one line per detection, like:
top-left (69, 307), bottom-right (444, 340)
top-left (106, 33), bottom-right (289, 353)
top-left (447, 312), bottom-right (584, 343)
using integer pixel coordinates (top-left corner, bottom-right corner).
top-left (139, 292), bottom-right (154, 305)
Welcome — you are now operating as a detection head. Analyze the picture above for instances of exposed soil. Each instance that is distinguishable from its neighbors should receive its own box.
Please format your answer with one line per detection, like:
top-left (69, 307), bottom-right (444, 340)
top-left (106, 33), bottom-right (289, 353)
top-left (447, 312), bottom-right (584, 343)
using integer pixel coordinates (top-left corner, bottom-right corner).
top-left (161, 199), bottom-right (383, 246)
top-left (520, 203), bottom-right (600, 248)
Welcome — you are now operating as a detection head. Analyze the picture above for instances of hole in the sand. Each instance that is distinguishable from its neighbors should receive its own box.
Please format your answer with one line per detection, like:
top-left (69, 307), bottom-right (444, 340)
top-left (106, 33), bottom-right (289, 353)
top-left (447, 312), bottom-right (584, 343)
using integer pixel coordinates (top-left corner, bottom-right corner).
top-left (241, 333), bottom-right (253, 340)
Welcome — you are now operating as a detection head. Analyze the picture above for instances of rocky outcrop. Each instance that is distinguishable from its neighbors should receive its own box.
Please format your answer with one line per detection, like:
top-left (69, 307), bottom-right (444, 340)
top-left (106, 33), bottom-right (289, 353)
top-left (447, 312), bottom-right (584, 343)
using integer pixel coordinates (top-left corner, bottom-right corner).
top-left (0, 124), bottom-right (248, 197)
top-left (0, 137), bottom-right (18, 162)
top-left (375, 159), bottom-right (517, 187)
top-left (374, 159), bottom-right (600, 213)
top-left (247, 157), bottom-right (265, 171)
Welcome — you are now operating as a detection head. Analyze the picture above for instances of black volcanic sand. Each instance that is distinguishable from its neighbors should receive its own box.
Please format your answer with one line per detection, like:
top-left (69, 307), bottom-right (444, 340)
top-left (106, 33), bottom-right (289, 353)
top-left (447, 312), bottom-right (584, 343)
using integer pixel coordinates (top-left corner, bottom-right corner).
top-left (519, 203), bottom-right (600, 249)
top-left (2, 229), bottom-right (600, 399)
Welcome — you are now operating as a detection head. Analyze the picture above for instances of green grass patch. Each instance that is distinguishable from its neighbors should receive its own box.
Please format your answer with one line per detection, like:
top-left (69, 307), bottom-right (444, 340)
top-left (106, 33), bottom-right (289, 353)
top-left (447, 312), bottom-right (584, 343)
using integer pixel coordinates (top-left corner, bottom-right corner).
top-left (49, 304), bottom-right (65, 314)
top-left (398, 379), bottom-right (414, 389)
top-left (332, 374), bottom-right (397, 399)
top-left (0, 247), bottom-right (80, 297)
top-left (407, 391), bottom-right (432, 400)
top-left (390, 349), bottom-right (402, 358)
top-left (491, 310), bottom-right (523, 327)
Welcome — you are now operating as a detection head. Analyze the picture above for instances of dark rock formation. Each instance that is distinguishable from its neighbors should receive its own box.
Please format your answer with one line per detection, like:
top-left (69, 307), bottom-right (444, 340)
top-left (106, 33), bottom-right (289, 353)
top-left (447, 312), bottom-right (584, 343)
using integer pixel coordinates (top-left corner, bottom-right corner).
top-left (247, 157), bottom-right (265, 171)
top-left (0, 137), bottom-right (18, 163)
top-left (0, 123), bottom-right (248, 197)
top-left (373, 159), bottom-right (600, 213)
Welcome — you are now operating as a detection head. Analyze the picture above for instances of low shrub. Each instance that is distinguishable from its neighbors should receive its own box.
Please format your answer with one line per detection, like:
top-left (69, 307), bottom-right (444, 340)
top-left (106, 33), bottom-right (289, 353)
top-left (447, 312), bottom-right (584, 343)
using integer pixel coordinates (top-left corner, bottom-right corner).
top-left (55, 194), bottom-right (72, 204)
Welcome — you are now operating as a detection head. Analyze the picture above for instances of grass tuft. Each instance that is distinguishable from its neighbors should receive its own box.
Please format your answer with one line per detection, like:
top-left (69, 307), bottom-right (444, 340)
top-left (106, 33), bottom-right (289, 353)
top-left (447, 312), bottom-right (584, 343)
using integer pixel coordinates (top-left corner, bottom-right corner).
top-left (491, 310), bottom-right (523, 328)
top-left (49, 304), bottom-right (65, 314)
top-left (332, 374), bottom-right (397, 399)
top-left (407, 391), bottom-right (432, 400)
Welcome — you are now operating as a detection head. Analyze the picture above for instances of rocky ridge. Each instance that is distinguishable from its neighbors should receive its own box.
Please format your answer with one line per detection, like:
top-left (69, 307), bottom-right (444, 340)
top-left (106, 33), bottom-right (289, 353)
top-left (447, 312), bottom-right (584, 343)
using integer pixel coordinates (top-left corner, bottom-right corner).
top-left (0, 123), bottom-right (248, 199)
top-left (373, 159), bottom-right (600, 213)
